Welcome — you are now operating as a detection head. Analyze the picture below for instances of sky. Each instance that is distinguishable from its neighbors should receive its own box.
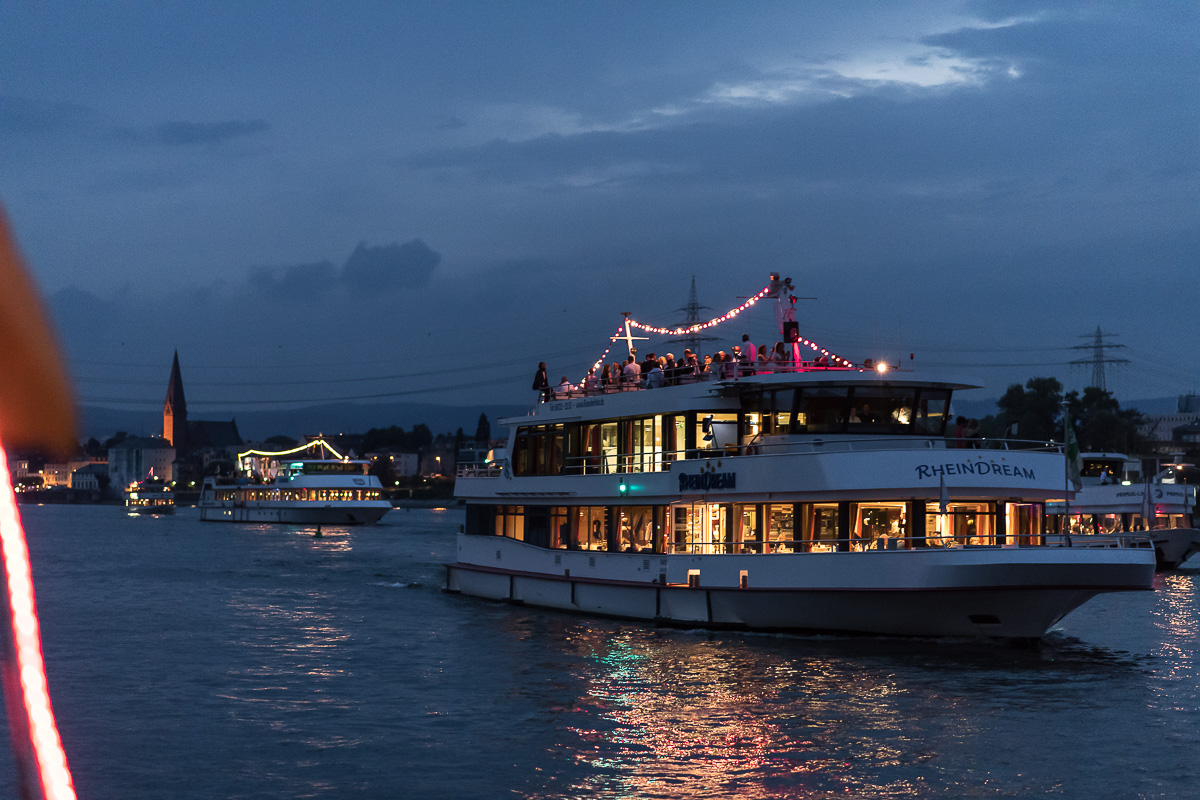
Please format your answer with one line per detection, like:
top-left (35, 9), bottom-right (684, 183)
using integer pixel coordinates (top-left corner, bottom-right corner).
top-left (2, 0), bottom-right (1197, 428)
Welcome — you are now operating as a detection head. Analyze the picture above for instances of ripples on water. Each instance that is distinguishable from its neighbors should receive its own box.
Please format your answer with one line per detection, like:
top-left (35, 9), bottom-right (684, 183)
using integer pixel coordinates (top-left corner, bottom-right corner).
top-left (3, 506), bottom-right (1197, 799)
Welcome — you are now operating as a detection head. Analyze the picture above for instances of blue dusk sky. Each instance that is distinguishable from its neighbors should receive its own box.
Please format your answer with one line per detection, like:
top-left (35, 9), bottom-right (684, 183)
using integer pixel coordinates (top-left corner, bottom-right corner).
top-left (1, 1), bottom-right (1197, 422)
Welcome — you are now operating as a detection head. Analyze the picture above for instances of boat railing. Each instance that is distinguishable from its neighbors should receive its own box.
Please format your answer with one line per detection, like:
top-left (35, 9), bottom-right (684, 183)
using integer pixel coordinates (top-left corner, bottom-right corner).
top-left (458, 464), bottom-right (503, 477)
top-left (648, 532), bottom-right (1155, 556)
top-left (540, 361), bottom-right (858, 401)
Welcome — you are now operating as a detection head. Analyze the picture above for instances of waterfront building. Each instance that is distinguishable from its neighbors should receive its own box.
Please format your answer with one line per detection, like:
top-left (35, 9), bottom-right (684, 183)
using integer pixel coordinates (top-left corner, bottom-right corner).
top-left (108, 436), bottom-right (175, 489)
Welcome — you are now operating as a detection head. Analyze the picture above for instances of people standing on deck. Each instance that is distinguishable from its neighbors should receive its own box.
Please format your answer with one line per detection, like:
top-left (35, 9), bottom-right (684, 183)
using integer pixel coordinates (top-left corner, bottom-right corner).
top-left (639, 352), bottom-right (658, 385)
top-left (663, 353), bottom-right (678, 386)
top-left (556, 376), bottom-right (572, 398)
top-left (600, 364), bottom-right (613, 391)
top-left (583, 368), bottom-right (599, 396)
top-left (646, 360), bottom-right (664, 389)
top-left (965, 418), bottom-right (981, 448)
top-left (733, 345), bottom-right (752, 377)
top-left (755, 348), bottom-right (770, 374)
top-left (682, 350), bottom-right (700, 382)
top-left (772, 342), bottom-right (788, 371)
top-left (701, 354), bottom-right (714, 377)
top-left (622, 355), bottom-right (641, 389)
top-left (532, 362), bottom-right (549, 401)
top-left (742, 334), bottom-right (757, 362)
top-left (954, 416), bottom-right (967, 447)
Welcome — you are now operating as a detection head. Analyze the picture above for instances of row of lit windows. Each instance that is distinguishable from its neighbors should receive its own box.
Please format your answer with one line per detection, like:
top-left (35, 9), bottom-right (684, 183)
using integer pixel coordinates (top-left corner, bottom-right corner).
top-left (467, 499), bottom-right (1047, 555)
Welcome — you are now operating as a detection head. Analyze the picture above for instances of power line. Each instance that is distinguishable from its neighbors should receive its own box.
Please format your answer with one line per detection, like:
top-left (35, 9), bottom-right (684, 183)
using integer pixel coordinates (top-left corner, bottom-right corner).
top-left (78, 373), bottom-right (531, 408)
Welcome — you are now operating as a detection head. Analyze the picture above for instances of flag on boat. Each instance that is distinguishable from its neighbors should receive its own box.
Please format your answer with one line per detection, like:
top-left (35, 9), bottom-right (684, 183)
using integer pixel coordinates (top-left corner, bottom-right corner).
top-left (1065, 424), bottom-right (1082, 491)
top-left (1142, 481), bottom-right (1154, 527)
top-left (939, 474), bottom-right (949, 514)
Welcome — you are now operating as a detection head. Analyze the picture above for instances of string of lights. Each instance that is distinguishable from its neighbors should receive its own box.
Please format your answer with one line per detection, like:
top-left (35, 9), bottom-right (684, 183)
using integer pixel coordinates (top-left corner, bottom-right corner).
top-left (587, 283), bottom-right (853, 375)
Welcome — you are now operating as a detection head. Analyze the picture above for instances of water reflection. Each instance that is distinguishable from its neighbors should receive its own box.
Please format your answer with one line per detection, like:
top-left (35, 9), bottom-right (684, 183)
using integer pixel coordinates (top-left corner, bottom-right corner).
top-left (508, 618), bottom-right (1151, 800)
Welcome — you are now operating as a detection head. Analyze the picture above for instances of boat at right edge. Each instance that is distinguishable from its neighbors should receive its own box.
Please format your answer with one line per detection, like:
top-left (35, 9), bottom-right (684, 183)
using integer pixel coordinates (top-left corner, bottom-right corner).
top-left (1046, 452), bottom-right (1200, 570)
top-left (448, 275), bottom-right (1157, 641)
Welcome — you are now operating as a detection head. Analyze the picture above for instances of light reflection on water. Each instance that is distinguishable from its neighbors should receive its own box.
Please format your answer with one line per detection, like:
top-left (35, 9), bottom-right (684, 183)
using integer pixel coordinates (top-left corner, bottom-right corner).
top-left (9, 506), bottom-right (1200, 799)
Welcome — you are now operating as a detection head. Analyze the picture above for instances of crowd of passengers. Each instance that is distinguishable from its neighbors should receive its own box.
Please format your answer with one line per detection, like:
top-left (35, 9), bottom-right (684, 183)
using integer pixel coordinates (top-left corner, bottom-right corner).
top-left (532, 334), bottom-right (838, 401)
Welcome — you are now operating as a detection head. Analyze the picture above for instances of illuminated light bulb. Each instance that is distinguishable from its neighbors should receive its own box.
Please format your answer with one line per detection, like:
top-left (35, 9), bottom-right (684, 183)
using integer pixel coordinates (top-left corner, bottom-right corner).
top-left (876, 362), bottom-right (889, 373)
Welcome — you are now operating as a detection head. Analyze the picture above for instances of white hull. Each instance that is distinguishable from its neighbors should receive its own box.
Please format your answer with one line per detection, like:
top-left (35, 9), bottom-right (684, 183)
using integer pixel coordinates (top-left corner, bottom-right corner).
top-left (1061, 528), bottom-right (1200, 570)
top-left (446, 536), bottom-right (1155, 640)
top-left (199, 502), bottom-right (391, 525)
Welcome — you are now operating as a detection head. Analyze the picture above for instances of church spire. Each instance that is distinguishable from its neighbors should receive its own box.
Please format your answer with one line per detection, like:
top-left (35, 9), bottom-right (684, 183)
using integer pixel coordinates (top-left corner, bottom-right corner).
top-left (163, 350), bottom-right (187, 446)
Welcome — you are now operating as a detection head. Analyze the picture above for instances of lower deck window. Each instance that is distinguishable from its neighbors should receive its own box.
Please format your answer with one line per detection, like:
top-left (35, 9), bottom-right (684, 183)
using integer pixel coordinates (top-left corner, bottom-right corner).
top-left (494, 506), bottom-right (525, 540)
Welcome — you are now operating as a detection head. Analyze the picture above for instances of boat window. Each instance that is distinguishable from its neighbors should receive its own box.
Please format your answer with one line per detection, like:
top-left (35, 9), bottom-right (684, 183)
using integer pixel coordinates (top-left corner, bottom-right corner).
top-left (850, 502), bottom-right (907, 550)
top-left (600, 423), bottom-right (619, 474)
top-left (1005, 503), bottom-right (1042, 545)
top-left (846, 387), bottom-right (917, 434)
top-left (668, 503), bottom-right (729, 554)
top-left (766, 503), bottom-right (794, 552)
top-left (795, 388), bottom-right (849, 434)
top-left (618, 506), bottom-right (654, 552)
top-left (465, 504), bottom-right (493, 535)
top-left (925, 502), bottom-right (998, 546)
top-left (913, 389), bottom-right (951, 435)
top-left (577, 507), bottom-right (608, 551)
top-left (795, 503), bottom-right (839, 552)
top-left (1080, 459), bottom-right (1123, 482)
top-left (550, 507), bottom-right (571, 548)
top-left (662, 415), bottom-right (685, 463)
top-left (494, 505), bottom-right (525, 540)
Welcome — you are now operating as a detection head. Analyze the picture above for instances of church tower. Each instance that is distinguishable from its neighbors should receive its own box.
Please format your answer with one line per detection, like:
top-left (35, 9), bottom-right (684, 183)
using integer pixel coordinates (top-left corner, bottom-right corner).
top-left (163, 350), bottom-right (188, 449)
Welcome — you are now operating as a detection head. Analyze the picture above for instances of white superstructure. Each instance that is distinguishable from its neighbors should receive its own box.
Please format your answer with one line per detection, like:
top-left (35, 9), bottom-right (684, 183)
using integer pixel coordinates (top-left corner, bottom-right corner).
top-left (446, 276), bottom-right (1155, 641)
top-left (198, 439), bottom-right (391, 526)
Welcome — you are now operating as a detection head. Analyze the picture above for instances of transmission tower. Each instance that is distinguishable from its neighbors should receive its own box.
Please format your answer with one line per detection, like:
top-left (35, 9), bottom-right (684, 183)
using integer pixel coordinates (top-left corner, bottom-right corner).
top-left (667, 276), bottom-right (719, 354)
top-left (1070, 326), bottom-right (1128, 391)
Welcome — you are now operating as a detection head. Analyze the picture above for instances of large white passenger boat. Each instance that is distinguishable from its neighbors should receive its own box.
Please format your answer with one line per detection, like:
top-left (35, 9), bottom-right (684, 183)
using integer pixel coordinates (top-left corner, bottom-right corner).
top-left (1046, 452), bottom-right (1200, 569)
top-left (199, 439), bottom-right (391, 525)
top-left (447, 276), bottom-right (1156, 640)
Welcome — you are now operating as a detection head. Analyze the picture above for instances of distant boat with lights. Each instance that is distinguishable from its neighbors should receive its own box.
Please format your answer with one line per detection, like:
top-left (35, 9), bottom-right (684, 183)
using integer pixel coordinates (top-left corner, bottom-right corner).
top-left (1046, 452), bottom-right (1200, 570)
top-left (446, 274), bottom-right (1156, 641)
top-left (124, 473), bottom-right (175, 515)
top-left (198, 438), bottom-right (391, 525)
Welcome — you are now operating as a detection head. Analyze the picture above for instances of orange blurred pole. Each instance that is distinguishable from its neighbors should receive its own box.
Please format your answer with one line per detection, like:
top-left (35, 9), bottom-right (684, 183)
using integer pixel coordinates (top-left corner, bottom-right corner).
top-left (0, 208), bottom-right (79, 799)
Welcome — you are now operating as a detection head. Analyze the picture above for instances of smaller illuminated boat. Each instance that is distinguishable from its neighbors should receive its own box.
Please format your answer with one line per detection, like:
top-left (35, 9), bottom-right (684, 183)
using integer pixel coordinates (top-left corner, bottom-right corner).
top-left (125, 473), bottom-right (176, 515)
top-left (1046, 452), bottom-right (1200, 570)
top-left (198, 438), bottom-right (391, 525)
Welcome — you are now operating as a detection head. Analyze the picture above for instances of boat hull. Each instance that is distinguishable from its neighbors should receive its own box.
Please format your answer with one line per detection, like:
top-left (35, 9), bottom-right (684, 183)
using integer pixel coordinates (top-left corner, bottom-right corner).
top-left (446, 537), bottom-right (1156, 639)
top-left (1055, 528), bottom-right (1200, 570)
top-left (127, 504), bottom-right (175, 515)
top-left (199, 503), bottom-right (391, 525)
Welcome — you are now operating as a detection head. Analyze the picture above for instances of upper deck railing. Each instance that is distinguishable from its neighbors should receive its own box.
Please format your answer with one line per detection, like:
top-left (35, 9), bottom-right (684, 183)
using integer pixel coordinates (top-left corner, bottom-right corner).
top-left (457, 436), bottom-right (1064, 478)
top-left (541, 360), bottom-right (859, 402)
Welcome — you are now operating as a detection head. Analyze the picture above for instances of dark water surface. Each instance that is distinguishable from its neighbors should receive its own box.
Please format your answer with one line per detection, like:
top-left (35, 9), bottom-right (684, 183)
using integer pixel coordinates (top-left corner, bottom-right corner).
top-left (3, 505), bottom-right (1197, 799)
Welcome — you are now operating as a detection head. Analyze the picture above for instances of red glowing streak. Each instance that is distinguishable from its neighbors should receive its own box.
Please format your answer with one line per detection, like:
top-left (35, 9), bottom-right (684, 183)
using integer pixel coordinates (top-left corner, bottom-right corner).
top-left (0, 445), bottom-right (77, 800)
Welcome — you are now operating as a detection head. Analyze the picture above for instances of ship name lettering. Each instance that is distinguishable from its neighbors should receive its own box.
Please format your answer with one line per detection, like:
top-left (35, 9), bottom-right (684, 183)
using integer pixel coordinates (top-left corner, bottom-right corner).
top-left (678, 472), bottom-right (737, 492)
top-left (915, 463), bottom-right (1036, 480)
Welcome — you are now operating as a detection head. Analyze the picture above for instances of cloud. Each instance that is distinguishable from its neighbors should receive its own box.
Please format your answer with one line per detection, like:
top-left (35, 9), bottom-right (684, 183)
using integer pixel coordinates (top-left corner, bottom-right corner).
top-left (246, 261), bottom-right (339, 300)
top-left (340, 239), bottom-right (441, 292)
top-left (0, 94), bottom-right (94, 137)
top-left (154, 119), bottom-right (270, 146)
